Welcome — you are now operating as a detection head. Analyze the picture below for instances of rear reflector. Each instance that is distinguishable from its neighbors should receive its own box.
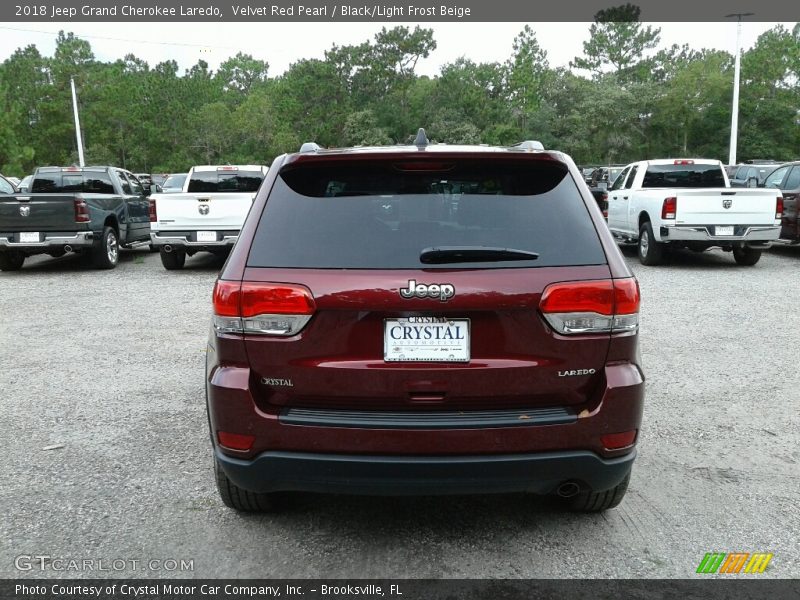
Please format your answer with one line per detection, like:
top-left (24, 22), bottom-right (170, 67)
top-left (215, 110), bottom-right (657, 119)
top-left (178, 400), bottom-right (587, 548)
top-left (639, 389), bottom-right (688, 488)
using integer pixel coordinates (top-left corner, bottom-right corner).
top-left (776, 197), bottom-right (783, 220)
top-left (212, 280), bottom-right (315, 336)
top-left (540, 278), bottom-right (640, 335)
top-left (217, 431), bottom-right (255, 451)
top-left (661, 197), bottom-right (677, 220)
top-left (601, 430), bottom-right (637, 450)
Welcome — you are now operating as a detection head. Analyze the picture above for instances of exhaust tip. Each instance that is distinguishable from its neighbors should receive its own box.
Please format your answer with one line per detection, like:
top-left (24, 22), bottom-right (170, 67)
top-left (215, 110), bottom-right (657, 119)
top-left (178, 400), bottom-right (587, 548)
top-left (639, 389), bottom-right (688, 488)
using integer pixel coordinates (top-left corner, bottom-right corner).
top-left (556, 482), bottom-right (581, 498)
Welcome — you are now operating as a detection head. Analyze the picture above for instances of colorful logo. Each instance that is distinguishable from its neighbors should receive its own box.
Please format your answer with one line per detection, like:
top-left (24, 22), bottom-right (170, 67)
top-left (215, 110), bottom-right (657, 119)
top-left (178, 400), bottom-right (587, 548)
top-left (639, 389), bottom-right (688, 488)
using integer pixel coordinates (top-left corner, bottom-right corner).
top-left (697, 552), bottom-right (773, 574)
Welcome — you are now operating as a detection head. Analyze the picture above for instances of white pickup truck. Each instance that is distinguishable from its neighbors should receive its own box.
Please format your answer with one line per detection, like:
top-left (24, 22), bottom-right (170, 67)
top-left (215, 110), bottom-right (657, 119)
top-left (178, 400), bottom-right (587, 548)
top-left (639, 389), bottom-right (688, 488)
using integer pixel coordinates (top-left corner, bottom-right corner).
top-left (607, 159), bottom-right (782, 266)
top-left (149, 165), bottom-right (267, 269)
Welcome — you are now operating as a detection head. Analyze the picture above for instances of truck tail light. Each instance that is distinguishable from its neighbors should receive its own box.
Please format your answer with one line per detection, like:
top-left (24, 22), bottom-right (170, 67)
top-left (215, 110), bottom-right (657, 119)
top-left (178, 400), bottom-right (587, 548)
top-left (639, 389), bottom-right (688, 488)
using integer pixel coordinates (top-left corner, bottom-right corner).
top-left (148, 198), bottom-right (157, 222)
top-left (73, 197), bottom-right (90, 223)
top-left (539, 278), bottom-right (640, 335)
top-left (673, 159), bottom-right (694, 165)
top-left (661, 197), bottom-right (677, 220)
top-left (212, 280), bottom-right (316, 336)
top-left (602, 193), bottom-right (608, 219)
top-left (776, 197), bottom-right (783, 220)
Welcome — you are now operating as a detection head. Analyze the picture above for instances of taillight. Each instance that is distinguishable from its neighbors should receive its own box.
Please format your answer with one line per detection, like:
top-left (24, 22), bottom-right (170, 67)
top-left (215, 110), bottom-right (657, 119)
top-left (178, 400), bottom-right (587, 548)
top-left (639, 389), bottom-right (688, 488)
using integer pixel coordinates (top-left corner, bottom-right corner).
top-left (73, 197), bottom-right (90, 223)
top-left (212, 280), bottom-right (315, 336)
top-left (539, 278), bottom-right (640, 335)
top-left (776, 196), bottom-right (783, 220)
top-left (661, 197), bottom-right (677, 220)
top-left (673, 159), bottom-right (694, 165)
top-left (148, 198), bottom-right (157, 222)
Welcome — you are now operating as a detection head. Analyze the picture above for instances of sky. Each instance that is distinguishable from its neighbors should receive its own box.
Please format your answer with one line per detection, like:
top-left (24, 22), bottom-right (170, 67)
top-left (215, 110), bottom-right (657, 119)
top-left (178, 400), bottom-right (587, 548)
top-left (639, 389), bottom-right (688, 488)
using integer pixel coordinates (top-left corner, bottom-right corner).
top-left (0, 21), bottom-right (795, 77)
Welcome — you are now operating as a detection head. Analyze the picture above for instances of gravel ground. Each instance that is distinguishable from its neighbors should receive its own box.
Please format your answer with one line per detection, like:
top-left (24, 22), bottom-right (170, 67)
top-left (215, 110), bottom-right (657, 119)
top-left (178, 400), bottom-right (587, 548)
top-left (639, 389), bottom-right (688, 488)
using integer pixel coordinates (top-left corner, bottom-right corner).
top-left (1, 245), bottom-right (798, 579)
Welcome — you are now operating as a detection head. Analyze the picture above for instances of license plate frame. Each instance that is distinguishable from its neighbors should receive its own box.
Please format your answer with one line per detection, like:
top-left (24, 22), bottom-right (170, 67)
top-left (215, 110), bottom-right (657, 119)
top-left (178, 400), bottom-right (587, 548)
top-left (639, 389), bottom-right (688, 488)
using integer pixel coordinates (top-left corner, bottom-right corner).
top-left (197, 231), bottom-right (217, 242)
top-left (715, 226), bottom-right (735, 236)
top-left (383, 317), bottom-right (470, 363)
top-left (19, 232), bottom-right (40, 243)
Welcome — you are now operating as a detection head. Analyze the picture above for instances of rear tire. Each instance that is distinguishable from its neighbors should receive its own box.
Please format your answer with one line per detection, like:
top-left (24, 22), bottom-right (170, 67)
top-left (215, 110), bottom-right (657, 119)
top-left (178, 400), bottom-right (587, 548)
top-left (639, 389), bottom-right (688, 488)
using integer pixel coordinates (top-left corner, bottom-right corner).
top-left (214, 458), bottom-right (278, 512)
top-left (159, 248), bottom-right (186, 270)
top-left (0, 252), bottom-right (25, 271)
top-left (638, 221), bottom-right (665, 266)
top-left (733, 246), bottom-right (762, 266)
top-left (92, 226), bottom-right (119, 269)
top-left (567, 471), bottom-right (631, 512)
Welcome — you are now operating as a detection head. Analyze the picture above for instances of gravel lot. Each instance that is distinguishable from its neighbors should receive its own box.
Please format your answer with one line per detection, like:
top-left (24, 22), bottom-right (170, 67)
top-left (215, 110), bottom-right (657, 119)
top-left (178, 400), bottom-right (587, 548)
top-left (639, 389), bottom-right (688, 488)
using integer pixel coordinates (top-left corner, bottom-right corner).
top-left (1, 245), bottom-right (798, 579)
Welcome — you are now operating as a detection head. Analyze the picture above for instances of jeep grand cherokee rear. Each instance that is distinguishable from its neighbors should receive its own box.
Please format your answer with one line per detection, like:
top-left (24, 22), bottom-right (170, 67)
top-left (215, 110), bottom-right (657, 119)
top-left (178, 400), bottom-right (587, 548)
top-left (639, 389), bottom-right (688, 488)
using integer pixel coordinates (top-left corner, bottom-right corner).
top-left (206, 133), bottom-right (644, 512)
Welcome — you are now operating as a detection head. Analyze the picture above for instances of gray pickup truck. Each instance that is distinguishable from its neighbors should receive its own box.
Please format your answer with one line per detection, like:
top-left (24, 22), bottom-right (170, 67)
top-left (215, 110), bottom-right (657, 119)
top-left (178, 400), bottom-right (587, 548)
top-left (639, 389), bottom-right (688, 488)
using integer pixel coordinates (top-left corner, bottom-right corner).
top-left (0, 166), bottom-right (152, 271)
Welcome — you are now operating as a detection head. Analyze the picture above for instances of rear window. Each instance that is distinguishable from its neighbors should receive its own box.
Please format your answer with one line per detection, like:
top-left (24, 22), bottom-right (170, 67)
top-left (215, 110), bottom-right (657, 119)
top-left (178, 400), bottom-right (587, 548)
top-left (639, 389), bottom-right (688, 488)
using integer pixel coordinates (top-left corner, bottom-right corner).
top-left (247, 160), bottom-right (606, 269)
top-left (187, 170), bottom-right (263, 193)
top-left (642, 164), bottom-right (726, 188)
top-left (31, 171), bottom-right (115, 194)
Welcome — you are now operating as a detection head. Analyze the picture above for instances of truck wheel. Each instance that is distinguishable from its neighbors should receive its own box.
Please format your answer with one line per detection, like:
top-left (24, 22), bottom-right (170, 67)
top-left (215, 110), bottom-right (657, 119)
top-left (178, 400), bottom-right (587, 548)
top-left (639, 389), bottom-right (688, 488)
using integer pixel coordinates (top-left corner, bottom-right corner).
top-left (0, 252), bottom-right (25, 271)
top-left (733, 246), bottom-right (762, 266)
top-left (566, 471), bottom-right (630, 512)
top-left (159, 248), bottom-right (186, 270)
top-left (91, 227), bottom-right (119, 269)
top-left (638, 222), bottom-right (665, 266)
top-left (214, 458), bottom-right (277, 512)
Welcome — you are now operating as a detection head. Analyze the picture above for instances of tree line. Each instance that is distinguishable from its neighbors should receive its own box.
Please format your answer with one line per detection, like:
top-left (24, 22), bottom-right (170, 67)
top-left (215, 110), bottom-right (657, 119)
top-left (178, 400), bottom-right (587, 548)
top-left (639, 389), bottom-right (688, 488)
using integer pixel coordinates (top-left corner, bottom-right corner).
top-left (1, 5), bottom-right (798, 176)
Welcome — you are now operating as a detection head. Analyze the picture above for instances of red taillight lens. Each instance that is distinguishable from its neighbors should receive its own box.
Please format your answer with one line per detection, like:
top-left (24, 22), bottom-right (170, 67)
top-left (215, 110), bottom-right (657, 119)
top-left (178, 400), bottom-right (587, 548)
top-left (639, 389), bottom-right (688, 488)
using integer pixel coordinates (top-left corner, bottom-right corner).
top-left (539, 278), bottom-right (639, 335)
top-left (212, 280), bottom-right (242, 317)
top-left (240, 283), bottom-right (316, 317)
top-left (217, 431), bottom-right (255, 451)
top-left (661, 197), bottom-right (677, 220)
top-left (776, 197), bottom-right (783, 220)
top-left (540, 280), bottom-right (615, 316)
top-left (212, 281), bottom-right (315, 336)
top-left (673, 159), bottom-right (694, 165)
top-left (601, 430), bottom-right (638, 450)
top-left (73, 198), bottom-right (90, 223)
top-left (148, 198), bottom-right (157, 222)
top-left (614, 278), bottom-right (640, 314)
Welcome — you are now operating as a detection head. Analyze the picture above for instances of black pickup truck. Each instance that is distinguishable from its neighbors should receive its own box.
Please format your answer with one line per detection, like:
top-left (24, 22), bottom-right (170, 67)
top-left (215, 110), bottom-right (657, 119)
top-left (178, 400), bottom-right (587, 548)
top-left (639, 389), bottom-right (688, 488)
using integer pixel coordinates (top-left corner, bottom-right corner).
top-left (0, 166), bottom-right (152, 270)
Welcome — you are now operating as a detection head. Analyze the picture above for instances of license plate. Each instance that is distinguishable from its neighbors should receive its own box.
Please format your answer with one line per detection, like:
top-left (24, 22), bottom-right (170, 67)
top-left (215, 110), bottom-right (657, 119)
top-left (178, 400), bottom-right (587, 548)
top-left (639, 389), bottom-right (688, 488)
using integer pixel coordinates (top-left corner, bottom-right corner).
top-left (715, 226), bottom-right (734, 236)
top-left (197, 231), bottom-right (217, 242)
top-left (19, 232), bottom-right (39, 243)
top-left (384, 318), bottom-right (470, 363)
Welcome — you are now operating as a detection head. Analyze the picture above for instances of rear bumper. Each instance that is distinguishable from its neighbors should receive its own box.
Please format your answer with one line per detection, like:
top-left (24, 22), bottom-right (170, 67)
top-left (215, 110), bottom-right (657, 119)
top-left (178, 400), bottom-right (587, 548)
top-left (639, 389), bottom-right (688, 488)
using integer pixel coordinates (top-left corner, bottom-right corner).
top-left (215, 447), bottom-right (636, 495)
top-left (207, 357), bottom-right (645, 496)
top-left (0, 231), bottom-right (94, 252)
top-left (150, 231), bottom-right (238, 248)
top-left (658, 224), bottom-right (780, 243)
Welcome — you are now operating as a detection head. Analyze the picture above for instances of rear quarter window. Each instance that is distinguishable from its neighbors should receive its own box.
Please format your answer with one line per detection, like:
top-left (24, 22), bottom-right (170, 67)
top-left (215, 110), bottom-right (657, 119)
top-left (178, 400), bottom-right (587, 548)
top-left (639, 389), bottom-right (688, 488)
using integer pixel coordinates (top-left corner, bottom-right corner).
top-left (247, 159), bottom-right (607, 270)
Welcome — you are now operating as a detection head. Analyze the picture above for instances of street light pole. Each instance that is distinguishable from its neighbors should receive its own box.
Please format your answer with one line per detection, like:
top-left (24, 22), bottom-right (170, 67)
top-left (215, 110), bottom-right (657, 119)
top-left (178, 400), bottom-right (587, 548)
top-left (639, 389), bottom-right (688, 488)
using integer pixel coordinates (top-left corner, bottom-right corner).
top-left (70, 77), bottom-right (85, 167)
top-left (725, 12), bottom-right (753, 166)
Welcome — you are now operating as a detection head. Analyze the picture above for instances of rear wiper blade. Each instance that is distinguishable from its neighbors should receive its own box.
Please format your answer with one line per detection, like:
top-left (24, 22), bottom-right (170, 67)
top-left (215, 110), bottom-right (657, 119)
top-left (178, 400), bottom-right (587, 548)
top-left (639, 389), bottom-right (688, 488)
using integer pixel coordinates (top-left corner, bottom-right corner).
top-left (420, 246), bottom-right (539, 264)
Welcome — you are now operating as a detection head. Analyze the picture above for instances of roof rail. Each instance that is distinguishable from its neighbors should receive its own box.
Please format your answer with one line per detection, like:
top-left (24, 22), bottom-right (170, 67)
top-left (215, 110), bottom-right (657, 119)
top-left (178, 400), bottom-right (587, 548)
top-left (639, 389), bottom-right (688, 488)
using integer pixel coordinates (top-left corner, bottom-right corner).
top-left (299, 142), bottom-right (321, 153)
top-left (511, 140), bottom-right (545, 151)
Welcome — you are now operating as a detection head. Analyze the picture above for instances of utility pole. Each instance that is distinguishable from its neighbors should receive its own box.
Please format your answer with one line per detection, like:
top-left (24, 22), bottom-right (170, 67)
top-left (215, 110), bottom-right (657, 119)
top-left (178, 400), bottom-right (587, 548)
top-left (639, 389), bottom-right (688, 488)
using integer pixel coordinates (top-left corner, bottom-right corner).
top-left (70, 77), bottom-right (85, 167)
top-left (725, 12), bottom-right (753, 166)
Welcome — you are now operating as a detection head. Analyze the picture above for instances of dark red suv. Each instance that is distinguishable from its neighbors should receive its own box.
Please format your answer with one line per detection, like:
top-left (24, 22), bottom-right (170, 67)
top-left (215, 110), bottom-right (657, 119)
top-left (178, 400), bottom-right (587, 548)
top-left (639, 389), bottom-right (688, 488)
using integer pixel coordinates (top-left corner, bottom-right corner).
top-left (206, 132), bottom-right (644, 512)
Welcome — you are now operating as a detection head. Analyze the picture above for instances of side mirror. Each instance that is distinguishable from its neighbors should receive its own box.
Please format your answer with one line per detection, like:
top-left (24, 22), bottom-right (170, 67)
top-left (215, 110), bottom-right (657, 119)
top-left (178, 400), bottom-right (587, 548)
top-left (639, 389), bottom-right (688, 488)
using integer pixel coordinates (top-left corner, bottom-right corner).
top-left (746, 177), bottom-right (758, 188)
